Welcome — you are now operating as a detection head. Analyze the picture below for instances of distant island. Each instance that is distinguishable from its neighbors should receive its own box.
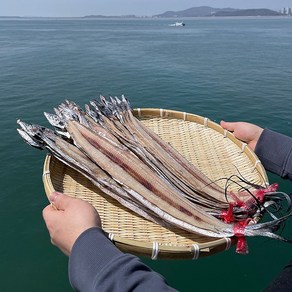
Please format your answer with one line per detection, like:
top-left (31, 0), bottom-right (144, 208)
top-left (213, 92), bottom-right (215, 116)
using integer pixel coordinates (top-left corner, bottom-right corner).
top-left (83, 6), bottom-right (286, 19)
top-left (153, 6), bottom-right (282, 18)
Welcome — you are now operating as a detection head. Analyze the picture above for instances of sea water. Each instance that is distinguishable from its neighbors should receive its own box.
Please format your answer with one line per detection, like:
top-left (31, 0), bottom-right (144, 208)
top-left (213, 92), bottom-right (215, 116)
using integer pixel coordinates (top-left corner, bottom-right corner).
top-left (0, 17), bottom-right (292, 291)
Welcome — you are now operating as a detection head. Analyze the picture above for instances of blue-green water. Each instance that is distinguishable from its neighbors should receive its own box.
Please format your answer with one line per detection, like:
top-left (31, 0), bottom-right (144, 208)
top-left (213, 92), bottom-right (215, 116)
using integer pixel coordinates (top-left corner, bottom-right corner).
top-left (1, 17), bottom-right (292, 291)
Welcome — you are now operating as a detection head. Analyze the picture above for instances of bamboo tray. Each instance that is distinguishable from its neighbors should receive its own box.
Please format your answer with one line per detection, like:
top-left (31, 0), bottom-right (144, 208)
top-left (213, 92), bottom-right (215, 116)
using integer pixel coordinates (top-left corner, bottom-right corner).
top-left (43, 108), bottom-right (268, 259)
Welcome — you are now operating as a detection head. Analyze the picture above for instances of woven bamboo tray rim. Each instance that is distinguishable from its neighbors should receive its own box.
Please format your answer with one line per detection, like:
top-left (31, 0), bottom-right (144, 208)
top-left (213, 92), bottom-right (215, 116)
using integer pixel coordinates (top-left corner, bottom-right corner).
top-left (43, 108), bottom-right (268, 260)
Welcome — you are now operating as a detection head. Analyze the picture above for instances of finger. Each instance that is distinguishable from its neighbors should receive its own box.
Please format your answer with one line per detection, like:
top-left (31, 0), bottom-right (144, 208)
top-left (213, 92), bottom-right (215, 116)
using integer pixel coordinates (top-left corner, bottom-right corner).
top-left (49, 191), bottom-right (61, 204)
top-left (49, 192), bottom-right (72, 211)
top-left (220, 120), bottom-right (236, 132)
top-left (42, 204), bottom-right (53, 220)
top-left (42, 203), bottom-right (60, 222)
top-left (42, 205), bottom-right (58, 235)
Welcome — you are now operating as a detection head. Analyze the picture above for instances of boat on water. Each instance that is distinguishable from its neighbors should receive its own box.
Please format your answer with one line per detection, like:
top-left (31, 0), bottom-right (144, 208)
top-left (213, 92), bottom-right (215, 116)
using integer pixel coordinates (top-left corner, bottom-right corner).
top-left (169, 21), bottom-right (185, 27)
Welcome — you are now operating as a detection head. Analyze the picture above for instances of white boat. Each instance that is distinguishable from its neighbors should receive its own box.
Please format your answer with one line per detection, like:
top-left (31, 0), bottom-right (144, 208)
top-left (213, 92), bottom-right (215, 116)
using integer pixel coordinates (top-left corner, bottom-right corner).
top-left (169, 21), bottom-right (185, 27)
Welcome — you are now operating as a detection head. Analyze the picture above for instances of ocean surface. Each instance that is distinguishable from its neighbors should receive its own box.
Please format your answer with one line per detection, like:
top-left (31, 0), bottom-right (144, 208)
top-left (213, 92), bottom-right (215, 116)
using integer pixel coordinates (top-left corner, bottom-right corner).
top-left (1, 17), bottom-right (292, 291)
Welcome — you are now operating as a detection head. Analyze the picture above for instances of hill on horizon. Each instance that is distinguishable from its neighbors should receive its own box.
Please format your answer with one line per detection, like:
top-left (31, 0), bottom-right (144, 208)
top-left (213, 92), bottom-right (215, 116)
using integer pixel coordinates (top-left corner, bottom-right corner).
top-left (154, 6), bottom-right (281, 17)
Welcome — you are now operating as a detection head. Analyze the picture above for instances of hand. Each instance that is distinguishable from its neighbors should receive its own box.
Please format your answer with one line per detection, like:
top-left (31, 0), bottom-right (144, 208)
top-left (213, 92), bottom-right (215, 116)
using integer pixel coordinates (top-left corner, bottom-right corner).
top-left (220, 120), bottom-right (263, 151)
top-left (42, 192), bottom-right (101, 256)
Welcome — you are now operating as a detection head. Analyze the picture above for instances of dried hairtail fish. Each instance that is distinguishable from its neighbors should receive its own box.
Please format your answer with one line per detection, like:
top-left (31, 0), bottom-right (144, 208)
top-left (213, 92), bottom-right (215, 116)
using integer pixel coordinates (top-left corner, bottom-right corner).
top-left (17, 96), bottom-right (292, 254)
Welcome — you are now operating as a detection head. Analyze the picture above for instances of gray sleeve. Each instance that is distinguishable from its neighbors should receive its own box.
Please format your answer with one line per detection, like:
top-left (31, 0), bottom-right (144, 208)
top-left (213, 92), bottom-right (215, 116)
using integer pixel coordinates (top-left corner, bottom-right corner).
top-left (265, 260), bottom-right (292, 291)
top-left (69, 227), bottom-right (177, 292)
top-left (255, 128), bottom-right (292, 180)
top-left (255, 129), bottom-right (292, 290)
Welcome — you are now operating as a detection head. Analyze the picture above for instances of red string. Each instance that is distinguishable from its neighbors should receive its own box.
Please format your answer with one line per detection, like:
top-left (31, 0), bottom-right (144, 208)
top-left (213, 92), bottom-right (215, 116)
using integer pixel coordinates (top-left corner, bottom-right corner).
top-left (233, 219), bottom-right (251, 254)
top-left (221, 203), bottom-right (235, 223)
top-left (221, 183), bottom-right (279, 254)
top-left (253, 183), bottom-right (278, 203)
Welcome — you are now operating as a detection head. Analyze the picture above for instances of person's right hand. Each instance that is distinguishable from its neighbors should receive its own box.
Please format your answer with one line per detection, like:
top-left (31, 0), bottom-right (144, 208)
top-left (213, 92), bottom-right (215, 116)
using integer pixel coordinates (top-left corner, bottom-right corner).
top-left (220, 121), bottom-right (263, 151)
top-left (42, 192), bottom-right (101, 256)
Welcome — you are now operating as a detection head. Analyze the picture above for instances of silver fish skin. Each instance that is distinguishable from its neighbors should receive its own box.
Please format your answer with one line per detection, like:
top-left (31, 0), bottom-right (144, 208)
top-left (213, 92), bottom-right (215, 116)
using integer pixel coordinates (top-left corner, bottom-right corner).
top-left (44, 112), bottom-right (65, 129)
top-left (17, 128), bottom-right (44, 149)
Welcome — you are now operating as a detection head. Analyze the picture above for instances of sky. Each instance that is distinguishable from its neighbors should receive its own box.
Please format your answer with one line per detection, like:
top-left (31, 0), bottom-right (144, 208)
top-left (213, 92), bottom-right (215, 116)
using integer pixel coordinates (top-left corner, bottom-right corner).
top-left (0, 0), bottom-right (291, 17)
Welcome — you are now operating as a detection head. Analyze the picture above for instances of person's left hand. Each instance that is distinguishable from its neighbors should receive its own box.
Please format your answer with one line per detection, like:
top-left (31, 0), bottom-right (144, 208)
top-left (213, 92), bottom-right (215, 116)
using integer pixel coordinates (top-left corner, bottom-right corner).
top-left (220, 120), bottom-right (263, 151)
top-left (42, 192), bottom-right (101, 256)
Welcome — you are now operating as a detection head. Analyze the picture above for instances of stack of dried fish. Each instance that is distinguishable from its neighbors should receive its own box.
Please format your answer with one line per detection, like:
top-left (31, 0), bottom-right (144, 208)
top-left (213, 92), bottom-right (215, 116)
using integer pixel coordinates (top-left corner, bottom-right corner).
top-left (17, 95), bottom-right (291, 254)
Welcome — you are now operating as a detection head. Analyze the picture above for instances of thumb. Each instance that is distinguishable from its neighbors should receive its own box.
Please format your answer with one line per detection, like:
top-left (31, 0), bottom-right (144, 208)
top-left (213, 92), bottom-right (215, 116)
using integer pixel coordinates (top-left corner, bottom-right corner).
top-left (49, 192), bottom-right (72, 211)
top-left (220, 120), bottom-right (236, 132)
